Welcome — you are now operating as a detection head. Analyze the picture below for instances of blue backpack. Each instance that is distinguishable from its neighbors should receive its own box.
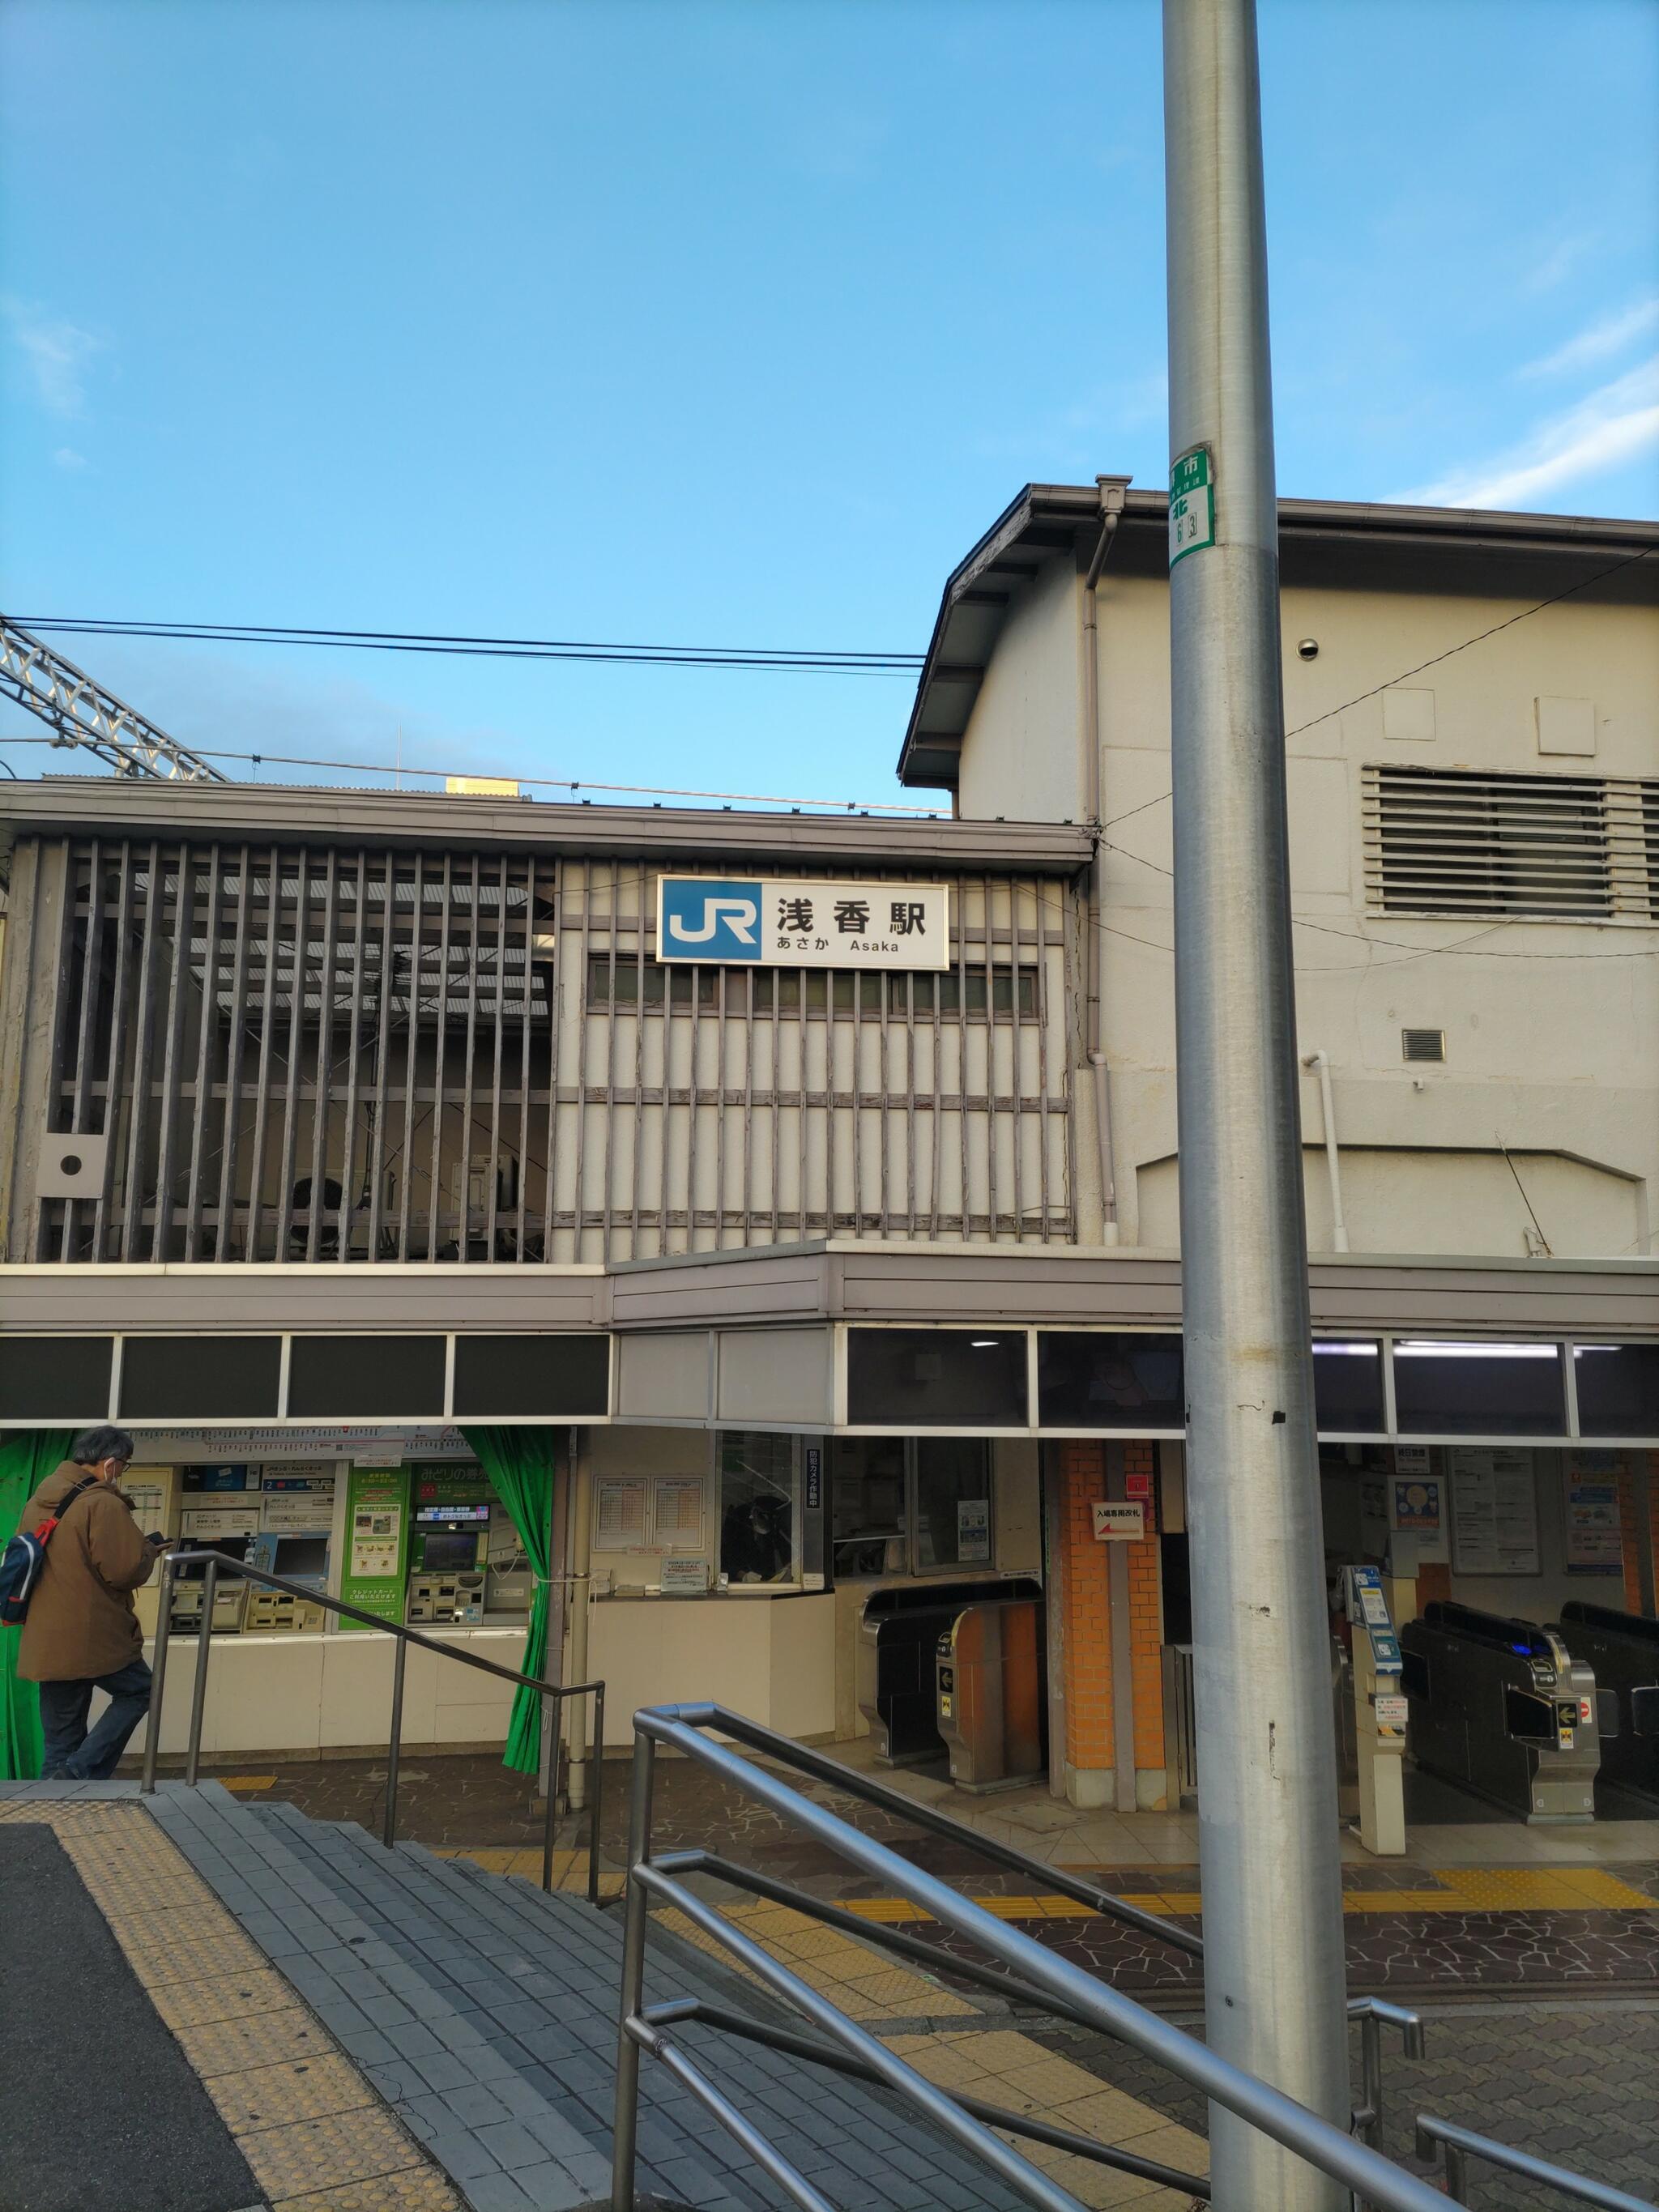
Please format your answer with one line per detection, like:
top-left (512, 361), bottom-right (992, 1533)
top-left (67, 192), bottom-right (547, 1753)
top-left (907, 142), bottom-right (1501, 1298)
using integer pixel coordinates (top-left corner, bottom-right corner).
top-left (0, 1476), bottom-right (99, 1629)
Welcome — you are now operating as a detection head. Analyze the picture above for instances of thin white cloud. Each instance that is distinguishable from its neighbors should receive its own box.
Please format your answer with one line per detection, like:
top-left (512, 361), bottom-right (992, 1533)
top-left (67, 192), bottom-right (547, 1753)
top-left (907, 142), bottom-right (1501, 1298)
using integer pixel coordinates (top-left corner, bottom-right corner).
top-left (1519, 231), bottom-right (1596, 296)
top-left (1397, 356), bottom-right (1659, 512)
top-left (53, 447), bottom-right (89, 471)
top-left (2, 296), bottom-right (103, 416)
top-left (1520, 299), bottom-right (1659, 381)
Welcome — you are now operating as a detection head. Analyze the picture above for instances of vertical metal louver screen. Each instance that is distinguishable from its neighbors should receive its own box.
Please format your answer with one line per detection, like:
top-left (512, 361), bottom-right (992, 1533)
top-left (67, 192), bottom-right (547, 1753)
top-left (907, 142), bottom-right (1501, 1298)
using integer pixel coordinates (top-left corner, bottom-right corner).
top-left (43, 842), bottom-right (557, 1264)
top-left (1363, 765), bottom-right (1659, 920)
top-left (32, 839), bottom-right (1077, 1262)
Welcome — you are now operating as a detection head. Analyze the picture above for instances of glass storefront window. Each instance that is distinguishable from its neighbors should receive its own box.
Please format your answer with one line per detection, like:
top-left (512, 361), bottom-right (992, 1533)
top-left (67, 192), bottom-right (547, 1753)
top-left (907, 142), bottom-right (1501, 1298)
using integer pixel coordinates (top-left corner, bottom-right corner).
top-left (1573, 1344), bottom-right (1659, 1438)
top-left (831, 1436), bottom-right (907, 1577)
top-left (717, 1431), bottom-right (800, 1587)
top-left (1311, 1340), bottom-right (1386, 1434)
top-left (847, 1329), bottom-right (1028, 1427)
top-left (1392, 1341), bottom-right (1567, 1437)
top-left (830, 1435), bottom-right (994, 1577)
top-left (1037, 1332), bottom-right (1183, 1428)
top-left (915, 1438), bottom-right (992, 1570)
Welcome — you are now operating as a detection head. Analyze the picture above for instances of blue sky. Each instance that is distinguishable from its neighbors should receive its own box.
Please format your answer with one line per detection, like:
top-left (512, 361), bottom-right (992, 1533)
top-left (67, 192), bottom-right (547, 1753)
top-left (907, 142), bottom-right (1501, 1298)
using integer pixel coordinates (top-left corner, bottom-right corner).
top-left (2, 0), bottom-right (1656, 804)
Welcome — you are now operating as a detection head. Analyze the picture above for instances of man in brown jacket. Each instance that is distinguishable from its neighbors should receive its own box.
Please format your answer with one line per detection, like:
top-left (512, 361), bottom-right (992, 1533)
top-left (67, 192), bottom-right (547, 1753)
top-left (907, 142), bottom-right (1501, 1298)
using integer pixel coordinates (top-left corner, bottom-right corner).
top-left (17, 1425), bottom-right (164, 1779)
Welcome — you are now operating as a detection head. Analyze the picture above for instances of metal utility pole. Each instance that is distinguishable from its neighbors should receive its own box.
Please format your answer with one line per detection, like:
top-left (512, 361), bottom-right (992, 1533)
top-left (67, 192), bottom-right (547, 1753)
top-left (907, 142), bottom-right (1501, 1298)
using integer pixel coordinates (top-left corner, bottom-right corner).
top-left (1162, 4), bottom-right (1349, 2208)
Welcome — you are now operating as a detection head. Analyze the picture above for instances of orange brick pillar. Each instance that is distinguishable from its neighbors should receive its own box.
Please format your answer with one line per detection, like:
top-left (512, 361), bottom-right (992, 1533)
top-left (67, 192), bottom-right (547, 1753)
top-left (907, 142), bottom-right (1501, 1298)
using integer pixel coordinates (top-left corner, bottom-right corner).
top-left (1050, 1438), bottom-right (1168, 1809)
top-left (1053, 1441), bottom-right (1113, 1805)
top-left (1616, 1454), bottom-right (1659, 1617)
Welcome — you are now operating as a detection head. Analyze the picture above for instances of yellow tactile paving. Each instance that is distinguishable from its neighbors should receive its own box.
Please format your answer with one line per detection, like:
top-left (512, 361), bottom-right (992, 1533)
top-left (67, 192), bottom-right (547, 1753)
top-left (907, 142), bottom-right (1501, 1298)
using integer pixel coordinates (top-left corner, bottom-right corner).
top-left (658, 1897), bottom-right (979, 2019)
top-left (150, 1965), bottom-right (300, 2030)
top-left (842, 1865), bottom-right (1655, 1925)
top-left (433, 1841), bottom-right (624, 1899)
top-left (238, 2108), bottom-right (432, 2201)
top-left (0, 1801), bottom-right (462, 2212)
top-left (883, 2027), bottom-right (1209, 2209)
top-left (207, 2054), bottom-right (380, 2133)
top-left (276, 2174), bottom-right (465, 2212)
top-left (176, 2006), bottom-right (338, 2078)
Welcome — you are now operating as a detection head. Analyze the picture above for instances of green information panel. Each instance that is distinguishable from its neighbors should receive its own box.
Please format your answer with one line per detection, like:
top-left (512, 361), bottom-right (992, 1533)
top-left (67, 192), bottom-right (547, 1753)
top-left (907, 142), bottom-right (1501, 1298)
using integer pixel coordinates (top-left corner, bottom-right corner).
top-left (339, 1464), bottom-right (412, 1630)
top-left (1168, 445), bottom-right (1215, 565)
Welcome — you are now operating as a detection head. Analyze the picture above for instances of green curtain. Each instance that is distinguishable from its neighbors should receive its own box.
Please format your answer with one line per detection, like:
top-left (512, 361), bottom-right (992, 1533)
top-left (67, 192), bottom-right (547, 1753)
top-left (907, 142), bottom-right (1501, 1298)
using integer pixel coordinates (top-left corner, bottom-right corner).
top-left (461, 1426), bottom-right (559, 1777)
top-left (1, 1431), bottom-right (74, 1781)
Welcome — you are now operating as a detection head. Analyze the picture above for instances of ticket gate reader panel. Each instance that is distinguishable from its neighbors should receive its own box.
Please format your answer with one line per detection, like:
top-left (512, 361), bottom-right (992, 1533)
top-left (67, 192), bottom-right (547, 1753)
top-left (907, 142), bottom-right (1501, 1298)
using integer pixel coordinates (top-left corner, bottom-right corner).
top-left (1401, 1601), bottom-right (1600, 1822)
top-left (1559, 1601), bottom-right (1659, 1808)
top-left (935, 1599), bottom-right (1044, 1792)
top-left (1346, 1566), bottom-right (1406, 1855)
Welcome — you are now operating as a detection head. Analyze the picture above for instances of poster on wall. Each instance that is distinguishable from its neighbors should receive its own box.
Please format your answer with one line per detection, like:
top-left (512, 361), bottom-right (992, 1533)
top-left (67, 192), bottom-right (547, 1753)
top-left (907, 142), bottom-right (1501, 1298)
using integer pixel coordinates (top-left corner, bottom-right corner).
top-left (339, 1465), bottom-right (411, 1628)
top-left (1563, 1452), bottom-right (1625, 1574)
top-left (1448, 1447), bottom-right (1540, 1577)
top-left (1389, 1475), bottom-right (1449, 1564)
top-left (595, 1476), bottom-right (650, 1550)
top-left (653, 1477), bottom-right (706, 1553)
top-left (957, 1498), bottom-right (992, 1563)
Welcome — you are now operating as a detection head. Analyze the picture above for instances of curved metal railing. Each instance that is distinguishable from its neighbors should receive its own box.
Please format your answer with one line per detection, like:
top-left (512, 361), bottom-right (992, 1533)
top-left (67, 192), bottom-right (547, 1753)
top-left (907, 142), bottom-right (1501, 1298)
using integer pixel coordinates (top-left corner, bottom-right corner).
top-left (139, 1549), bottom-right (605, 1902)
top-left (609, 1701), bottom-right (1456, 2212)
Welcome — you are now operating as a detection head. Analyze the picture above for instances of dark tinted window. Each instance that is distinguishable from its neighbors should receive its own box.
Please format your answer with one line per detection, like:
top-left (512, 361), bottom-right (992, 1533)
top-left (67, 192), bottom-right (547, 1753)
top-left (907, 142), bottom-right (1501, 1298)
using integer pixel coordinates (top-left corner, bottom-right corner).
top-left (1311, 1341), bottom-right (1386, 1433)
top-left (120, 1336), bottom-right (281, 1419)
top-left (452, 1335), bottom-right (610, 1417)
top-left (0, 1336), bottom-right (113, 1421)
top-left (1038, 1333), bottom-right (1183, 1428)
top-left (1392, 1341), bottom-right (1566, 1437)
top-left (1574, 1344), bottom-right (1659, 1438)
top-left (847, 1330), bottom-right (1027, 1427)
top-left (287, 1336), bottom-right (446, 1417)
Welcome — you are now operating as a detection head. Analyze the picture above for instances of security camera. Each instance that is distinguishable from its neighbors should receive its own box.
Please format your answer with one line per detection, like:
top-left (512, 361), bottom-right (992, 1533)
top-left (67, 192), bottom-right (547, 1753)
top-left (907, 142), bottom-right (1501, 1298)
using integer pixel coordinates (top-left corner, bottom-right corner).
top-left (1296, 637), bottom-right (1320, 661)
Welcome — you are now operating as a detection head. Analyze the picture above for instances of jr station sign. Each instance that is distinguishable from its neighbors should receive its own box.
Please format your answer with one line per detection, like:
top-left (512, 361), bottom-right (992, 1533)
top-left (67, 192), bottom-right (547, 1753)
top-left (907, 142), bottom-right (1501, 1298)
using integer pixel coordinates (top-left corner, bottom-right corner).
top-left (655, 876), bottom-right (950, 970)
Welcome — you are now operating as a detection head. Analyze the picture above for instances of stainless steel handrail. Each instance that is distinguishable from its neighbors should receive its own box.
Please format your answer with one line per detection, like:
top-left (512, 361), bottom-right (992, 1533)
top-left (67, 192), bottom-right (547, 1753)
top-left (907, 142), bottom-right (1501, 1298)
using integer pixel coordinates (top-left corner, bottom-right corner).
top-left (139, 1550), bottom-right (607, 1903)
top-left (610, 1703), bottom-right (1461, 2212)
top-left (1414, 2116), bottom-right (1657, 2211)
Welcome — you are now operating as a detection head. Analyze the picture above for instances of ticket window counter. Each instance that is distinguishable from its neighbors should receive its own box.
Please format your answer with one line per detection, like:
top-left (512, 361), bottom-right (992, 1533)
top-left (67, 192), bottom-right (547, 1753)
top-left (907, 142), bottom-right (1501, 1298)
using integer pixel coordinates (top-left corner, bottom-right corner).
top-left (831, 1438), bottom-right (996, 1585)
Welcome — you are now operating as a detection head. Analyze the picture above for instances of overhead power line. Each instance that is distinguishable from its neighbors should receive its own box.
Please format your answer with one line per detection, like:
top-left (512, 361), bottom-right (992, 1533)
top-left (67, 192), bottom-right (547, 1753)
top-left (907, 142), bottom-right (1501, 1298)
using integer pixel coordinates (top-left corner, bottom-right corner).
top-left (11, 615), bottom-right (925, 675)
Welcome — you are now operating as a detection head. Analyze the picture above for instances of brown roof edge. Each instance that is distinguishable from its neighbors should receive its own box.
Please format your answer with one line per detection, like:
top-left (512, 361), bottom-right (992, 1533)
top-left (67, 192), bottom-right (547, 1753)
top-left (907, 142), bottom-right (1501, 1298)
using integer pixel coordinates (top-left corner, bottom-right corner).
top-left (0, 776), bottom-right (1095, 875)
top-left (898, 484), bottom-right (1659, 787)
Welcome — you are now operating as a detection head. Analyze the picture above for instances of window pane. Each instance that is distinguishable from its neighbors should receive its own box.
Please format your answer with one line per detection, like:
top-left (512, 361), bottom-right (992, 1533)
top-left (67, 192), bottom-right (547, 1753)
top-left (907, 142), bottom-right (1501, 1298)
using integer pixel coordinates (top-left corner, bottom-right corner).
top-left (915, 1438), bottom-right (992, 1570)
top-left (288, 1335), bottom-right (446, 1417)
top-left (0, 1336), bottom-right (113, 1421)
top-left (451, 1334), bottom-right (610, 1417)
top-left (1311, 1340), bottom-right (1386, 1433)
top-left (719, 1431), bottom-right (799, 1585)
top-left (1037, 1333), bottom-right (1183, 1428)
top-left (830, 1436), bottom-right (906, 1576)
top-left (1392, 1340), bottom-right (1566, 1436)
top-left (120, 1336), bottom-right (282, 1419)
top-left (847, 1329), bottom-right (1028, 1426)
top-left (1574, 1344), bottom-right (1659, 1438)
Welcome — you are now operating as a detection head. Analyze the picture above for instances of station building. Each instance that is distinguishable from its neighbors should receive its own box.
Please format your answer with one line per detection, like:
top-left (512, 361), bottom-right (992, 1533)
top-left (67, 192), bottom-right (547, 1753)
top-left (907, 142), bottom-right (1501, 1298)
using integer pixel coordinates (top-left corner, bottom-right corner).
top-left (1, 484), bottom-right (1656, 1818)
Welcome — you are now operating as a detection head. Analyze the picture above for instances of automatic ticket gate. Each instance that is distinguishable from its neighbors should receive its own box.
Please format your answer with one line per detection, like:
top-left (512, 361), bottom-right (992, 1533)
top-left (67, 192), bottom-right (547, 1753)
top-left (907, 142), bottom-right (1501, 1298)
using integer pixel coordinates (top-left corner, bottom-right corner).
top-left (1559, 1601), bottom-right (1659, 1808)
top-left (857, 1578), bottom-right (1039, 1766)
top-left (1401, 1600), bottom-right (1600, 1823)
top-left (935, 1598), bottom-right (1044, 1792)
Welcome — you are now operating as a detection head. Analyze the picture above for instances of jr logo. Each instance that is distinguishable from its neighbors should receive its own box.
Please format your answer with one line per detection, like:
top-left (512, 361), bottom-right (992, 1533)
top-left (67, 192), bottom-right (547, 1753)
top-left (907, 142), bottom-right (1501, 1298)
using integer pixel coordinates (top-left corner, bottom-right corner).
top-left (657, 878), bottom-right (764, 962)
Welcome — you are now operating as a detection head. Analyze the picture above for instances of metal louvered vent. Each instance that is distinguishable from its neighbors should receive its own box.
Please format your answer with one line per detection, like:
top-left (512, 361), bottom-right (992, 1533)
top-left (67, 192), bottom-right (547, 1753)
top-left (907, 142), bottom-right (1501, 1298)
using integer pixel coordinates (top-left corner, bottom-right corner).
top-left (1363, 765), bottom-right (1659, 921)
top-left (1401, 1028), bottom-right (1445, 1063)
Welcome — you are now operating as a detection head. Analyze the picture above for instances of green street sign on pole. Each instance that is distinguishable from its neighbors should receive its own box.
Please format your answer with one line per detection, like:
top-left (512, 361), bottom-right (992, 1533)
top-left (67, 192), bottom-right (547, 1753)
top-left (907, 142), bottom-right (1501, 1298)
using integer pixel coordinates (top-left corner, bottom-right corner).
top-left (1169, 445), bottom-right (1216, 565)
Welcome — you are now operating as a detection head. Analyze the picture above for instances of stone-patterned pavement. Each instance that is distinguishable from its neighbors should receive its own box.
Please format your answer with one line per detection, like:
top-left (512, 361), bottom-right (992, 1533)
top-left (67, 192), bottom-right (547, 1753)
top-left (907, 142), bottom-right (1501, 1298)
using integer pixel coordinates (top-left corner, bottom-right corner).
top-left (164, 1752), bottom-right (1659, 1999)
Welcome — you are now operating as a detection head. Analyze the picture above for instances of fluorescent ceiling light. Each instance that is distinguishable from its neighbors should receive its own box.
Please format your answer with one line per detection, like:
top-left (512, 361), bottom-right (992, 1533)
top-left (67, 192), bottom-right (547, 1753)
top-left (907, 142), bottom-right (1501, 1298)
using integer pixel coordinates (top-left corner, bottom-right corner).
top-left (1394, 1341), bottom-right (1559, 1359)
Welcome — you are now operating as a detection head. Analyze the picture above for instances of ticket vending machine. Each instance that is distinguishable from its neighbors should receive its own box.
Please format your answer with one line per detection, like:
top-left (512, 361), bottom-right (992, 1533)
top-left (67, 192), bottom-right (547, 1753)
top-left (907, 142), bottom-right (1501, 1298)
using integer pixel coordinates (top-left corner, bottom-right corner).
top-left (172, 1503), bottom-right (261, 1634)
top-left (1346, 1565), bottom-right (1406, 1856)
top-left (245, 1468), bottom-right (337, 1633)
top-left (407, 1471), bottom-right (491, 1623)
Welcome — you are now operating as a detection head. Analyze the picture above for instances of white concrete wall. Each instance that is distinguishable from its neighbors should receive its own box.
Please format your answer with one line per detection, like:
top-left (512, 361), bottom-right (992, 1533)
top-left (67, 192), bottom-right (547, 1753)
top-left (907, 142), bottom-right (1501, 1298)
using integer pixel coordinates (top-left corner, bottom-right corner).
top-left (953, 556), bottom-right (1659, 1261)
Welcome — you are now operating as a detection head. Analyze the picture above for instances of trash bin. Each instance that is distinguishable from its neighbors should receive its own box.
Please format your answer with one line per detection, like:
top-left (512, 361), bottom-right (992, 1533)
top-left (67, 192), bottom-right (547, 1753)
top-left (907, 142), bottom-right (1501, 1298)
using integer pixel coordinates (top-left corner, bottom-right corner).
top-left (936, 1596), bottom-right (1045, 1792)
top-left (857, 1578), bottom-right (1039, 1765)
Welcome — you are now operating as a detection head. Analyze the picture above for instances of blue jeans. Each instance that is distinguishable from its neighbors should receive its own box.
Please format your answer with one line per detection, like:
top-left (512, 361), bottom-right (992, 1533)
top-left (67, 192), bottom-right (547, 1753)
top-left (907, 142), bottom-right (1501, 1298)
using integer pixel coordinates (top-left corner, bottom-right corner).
top-left (38, 1657), bottom-right (155, 1780)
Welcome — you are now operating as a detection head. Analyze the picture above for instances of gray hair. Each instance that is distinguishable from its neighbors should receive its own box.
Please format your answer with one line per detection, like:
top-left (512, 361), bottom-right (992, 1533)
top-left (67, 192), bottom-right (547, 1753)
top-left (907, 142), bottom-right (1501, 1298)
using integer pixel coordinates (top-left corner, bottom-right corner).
top-left (70, 1425), bottom-right (136, 1468)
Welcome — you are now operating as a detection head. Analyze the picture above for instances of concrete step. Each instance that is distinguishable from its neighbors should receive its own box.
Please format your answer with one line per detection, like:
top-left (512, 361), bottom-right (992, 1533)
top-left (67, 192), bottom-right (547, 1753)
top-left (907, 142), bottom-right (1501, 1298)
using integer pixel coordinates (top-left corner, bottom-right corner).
top-left (151, 1786), bottom-right (1027, 2212)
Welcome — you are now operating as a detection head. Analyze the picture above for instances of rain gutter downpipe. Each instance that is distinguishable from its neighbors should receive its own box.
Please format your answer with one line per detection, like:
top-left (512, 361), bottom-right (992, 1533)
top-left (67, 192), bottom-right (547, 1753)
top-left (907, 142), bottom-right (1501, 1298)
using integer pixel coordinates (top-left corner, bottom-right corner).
top-left (1303, 1050), bottom-right (1350, 1252)
top-left (1084, 475), bottom-right (1132, 1245)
